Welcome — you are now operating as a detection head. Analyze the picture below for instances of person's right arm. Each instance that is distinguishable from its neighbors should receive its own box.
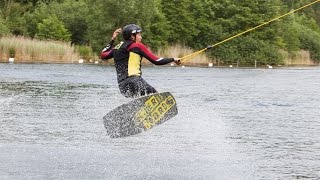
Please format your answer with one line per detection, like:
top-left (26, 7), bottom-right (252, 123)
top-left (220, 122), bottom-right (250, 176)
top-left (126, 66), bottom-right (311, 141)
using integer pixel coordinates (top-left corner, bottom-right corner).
top-left (100, 28), bottom-right (122, 60)
top-left (100, 40), bottom-right (115, 60)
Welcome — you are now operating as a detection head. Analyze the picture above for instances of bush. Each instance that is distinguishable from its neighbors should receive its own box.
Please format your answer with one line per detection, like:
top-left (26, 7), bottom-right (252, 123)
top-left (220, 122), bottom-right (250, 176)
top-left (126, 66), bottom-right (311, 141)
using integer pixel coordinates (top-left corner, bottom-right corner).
top-left (211, 36), bottom-right (283, 66)
top-left (298, 24), bottom-right (320, 62)
top-left (77, 45), bottom-right (95, 60)
top-left (8, 47), bottom-right (15, 58)
top-left (36, 16), bottom-right (71, 41)
top-left (0, 18), bottom-right (10, 36)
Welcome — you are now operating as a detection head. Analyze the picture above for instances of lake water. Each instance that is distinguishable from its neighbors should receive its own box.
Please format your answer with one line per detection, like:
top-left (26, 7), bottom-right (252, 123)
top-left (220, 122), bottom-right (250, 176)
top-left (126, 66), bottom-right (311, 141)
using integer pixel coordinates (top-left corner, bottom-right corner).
top-left (0, 63), bottom-right (319, 180)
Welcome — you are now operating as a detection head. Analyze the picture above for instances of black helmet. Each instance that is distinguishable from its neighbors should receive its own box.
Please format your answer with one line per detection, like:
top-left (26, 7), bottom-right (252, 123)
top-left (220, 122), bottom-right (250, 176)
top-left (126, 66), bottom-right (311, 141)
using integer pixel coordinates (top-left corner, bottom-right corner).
top-left (122, 24), bottom-right (142, 40)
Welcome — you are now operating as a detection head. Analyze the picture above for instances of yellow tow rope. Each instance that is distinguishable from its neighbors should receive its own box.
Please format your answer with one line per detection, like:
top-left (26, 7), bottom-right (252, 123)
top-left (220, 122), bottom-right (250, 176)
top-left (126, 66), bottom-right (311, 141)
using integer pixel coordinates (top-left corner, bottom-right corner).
top-left (180, 0), bottom-right (320, 63)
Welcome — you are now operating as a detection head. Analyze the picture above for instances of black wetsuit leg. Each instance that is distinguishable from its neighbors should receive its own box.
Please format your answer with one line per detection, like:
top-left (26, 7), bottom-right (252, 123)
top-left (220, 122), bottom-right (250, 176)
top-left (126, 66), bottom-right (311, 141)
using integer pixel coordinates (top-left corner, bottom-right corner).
top-left (118, 76), bottom-right (157, 98)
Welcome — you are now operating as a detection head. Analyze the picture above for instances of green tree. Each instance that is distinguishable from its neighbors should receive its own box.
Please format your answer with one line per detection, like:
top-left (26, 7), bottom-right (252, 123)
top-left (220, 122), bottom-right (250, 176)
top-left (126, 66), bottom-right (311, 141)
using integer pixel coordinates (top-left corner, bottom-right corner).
top-left (36, 15), bottom-right (71, 41)
top-left (0, 0), bottom-right (14, 20)
top-left (25, 0), bottom-right (89, 44)
top-left (298, 23), bottom-right (320, 62)
top-left (278, 16), bottom-right (300, 58)
top-left (0, 0), bottom-right (30, 35)
top-left (86, 0), bottom-right (168, 51)
top-left (142, 8), bottom-right (170, 49)
top-left (199, 0), bottom-right (284, 64)
top-left (0, 17), bottom-right (10, 35)
top-left (282, 0), bottom-right (320, 25)
top-left (4, 0), bottom-right (320, 64)
top-left (161, 0), bottom-right (198, 45)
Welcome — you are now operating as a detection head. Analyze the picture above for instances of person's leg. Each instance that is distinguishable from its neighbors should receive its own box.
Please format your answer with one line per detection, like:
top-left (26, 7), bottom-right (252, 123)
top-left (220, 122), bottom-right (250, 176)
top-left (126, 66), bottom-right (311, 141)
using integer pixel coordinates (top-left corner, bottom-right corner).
top-left (119, 81), bottom-right (135, 98)
top-left (118, 77), bottom-right (157, 98)
top-left (135, 78), bottom-right (157, 97)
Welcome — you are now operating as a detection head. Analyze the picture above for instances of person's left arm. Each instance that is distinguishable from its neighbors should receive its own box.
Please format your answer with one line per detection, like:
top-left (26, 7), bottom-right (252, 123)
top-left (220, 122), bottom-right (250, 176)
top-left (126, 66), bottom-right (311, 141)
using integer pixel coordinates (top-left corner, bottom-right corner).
top-left (128, 43), bottom-right (175, 65)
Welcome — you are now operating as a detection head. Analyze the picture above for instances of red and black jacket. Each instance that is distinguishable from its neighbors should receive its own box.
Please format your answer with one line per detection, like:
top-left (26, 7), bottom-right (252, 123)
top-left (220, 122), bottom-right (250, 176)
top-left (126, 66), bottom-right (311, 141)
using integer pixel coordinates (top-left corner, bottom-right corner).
top-left (100, 40), bottom-right (174, 83)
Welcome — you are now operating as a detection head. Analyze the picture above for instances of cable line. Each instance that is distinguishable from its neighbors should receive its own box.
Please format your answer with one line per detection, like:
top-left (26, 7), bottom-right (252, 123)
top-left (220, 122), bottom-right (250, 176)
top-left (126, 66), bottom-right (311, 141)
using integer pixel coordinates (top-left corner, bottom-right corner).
top-left (180, 0), bottom-right (320, 63)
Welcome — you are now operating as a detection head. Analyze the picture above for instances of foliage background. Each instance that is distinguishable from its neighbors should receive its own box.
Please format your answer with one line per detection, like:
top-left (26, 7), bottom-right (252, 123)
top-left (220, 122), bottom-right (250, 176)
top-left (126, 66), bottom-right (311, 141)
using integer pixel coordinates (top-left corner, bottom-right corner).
top-left (1, 0), bottom-right (320, 65)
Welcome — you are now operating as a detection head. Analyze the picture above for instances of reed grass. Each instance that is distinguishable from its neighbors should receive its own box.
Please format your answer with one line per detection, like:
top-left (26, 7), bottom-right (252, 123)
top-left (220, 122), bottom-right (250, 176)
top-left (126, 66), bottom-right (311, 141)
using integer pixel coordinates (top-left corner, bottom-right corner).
top-left (279, 49), bottom-right (314, 65)
top-left (155, 44), bottom-right (213, 66)
top-left (0, 36), bottom-right (213, 65)
top-left (0, 36), bottom-right (84, 63)
top-left (3, 37), bottom-right (312, 66)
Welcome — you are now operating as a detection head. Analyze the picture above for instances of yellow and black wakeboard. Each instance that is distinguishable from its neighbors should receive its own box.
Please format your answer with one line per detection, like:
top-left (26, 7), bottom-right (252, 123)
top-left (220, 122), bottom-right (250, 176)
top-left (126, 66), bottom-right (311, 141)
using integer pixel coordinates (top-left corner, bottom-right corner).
top-left (103, 92), bottom-right (178, 138)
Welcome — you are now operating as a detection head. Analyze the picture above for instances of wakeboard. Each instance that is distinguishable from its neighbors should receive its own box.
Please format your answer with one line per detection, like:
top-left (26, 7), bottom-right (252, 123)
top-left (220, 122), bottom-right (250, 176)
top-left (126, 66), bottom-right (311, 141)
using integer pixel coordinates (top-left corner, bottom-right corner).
top-left (103, 92), bottom-right (178, 138)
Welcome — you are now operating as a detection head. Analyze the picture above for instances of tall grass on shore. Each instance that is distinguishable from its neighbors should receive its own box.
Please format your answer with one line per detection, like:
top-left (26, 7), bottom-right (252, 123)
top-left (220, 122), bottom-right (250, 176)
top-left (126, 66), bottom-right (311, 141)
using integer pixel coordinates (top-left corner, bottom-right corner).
top-left (156, 44), bottom-right (213, 66)
top-left (0, 36), bottom-right (81, 63)
top-left (280, 49), bottom-right (314, 66)
top-left (156, 45), bottom-right (316, 67)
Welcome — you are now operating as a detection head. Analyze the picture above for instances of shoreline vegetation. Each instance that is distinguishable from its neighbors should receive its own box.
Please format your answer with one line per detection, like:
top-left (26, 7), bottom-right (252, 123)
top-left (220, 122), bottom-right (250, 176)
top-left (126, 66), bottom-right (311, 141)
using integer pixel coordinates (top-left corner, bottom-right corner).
top-left (0, 36), bottom-right (318, 68)
top-left (0, 36), bottom-right (80, 63)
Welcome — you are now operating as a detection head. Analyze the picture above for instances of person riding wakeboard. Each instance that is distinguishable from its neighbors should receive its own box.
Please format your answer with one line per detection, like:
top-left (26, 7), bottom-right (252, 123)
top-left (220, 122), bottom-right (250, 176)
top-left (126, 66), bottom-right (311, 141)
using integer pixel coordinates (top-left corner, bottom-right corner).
top-left (100, 24), bottom-right (180, 98)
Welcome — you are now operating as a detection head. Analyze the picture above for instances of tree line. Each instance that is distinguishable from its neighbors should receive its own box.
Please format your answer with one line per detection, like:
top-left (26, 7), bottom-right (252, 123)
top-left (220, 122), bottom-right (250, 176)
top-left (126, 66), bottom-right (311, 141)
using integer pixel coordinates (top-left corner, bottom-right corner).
top-left (1, 0), bottom-right (320, 65)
